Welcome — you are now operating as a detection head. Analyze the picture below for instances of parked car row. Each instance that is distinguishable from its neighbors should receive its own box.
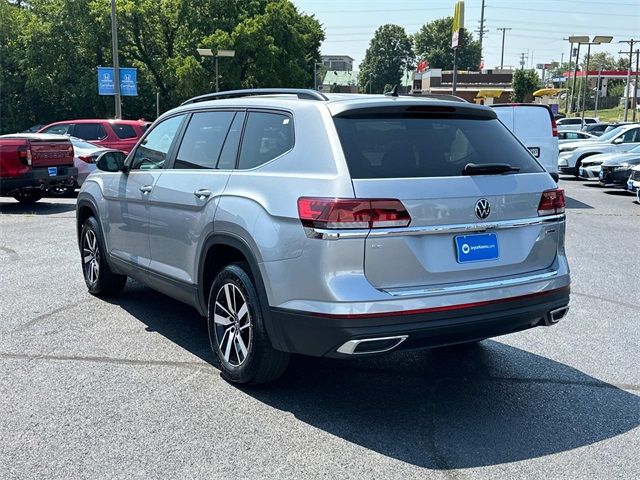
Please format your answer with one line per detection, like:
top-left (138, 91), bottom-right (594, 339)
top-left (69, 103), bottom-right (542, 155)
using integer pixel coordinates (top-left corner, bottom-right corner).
top-left (0, 118), bottom-right (146, 202)
top-left (556, 120), bottom-right (640, 203)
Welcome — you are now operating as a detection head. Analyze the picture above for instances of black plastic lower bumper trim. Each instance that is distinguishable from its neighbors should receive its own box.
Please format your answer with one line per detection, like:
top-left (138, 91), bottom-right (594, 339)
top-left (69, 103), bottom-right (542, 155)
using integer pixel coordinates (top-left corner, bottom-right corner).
top-left (268, 287), bottom-right (570, 358)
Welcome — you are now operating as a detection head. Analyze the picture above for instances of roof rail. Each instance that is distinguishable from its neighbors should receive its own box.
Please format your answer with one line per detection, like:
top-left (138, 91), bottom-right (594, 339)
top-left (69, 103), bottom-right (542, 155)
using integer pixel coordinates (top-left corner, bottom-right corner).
top-left (181, 88), bottom-right (329, 105)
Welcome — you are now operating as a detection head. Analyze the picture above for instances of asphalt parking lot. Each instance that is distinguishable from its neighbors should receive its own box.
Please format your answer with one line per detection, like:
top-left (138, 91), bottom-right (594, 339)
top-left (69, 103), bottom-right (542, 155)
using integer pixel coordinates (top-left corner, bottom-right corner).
top-left (0, 179), bottom-right (638, 479)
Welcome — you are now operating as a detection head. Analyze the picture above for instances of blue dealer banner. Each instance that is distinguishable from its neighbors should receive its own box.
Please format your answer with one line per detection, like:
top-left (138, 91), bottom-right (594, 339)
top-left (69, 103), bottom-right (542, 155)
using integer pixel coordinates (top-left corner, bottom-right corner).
top-left (97, 67), bottom-right (137, 96)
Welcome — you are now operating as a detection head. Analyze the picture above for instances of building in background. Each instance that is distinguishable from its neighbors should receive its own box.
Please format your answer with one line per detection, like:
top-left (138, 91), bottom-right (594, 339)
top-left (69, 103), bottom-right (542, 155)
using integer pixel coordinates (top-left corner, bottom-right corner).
top-left (321, 55), bottom-right (355, 72)
top-left (412, 69), bottom-right (514, 103)
top-left (320, 70), bottom-right (359, 93)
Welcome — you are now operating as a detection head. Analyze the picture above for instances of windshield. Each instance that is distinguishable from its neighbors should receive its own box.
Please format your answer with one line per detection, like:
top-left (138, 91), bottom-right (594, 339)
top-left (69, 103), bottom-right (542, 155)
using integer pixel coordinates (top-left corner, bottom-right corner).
top-left (598, 126), bottom-right (625, 142)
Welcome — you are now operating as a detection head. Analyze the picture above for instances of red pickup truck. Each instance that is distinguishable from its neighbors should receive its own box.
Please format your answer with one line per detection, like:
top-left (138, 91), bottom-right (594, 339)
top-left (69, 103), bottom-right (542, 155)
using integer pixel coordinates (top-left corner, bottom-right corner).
top-left (0, 134), bottom-right (78, 204)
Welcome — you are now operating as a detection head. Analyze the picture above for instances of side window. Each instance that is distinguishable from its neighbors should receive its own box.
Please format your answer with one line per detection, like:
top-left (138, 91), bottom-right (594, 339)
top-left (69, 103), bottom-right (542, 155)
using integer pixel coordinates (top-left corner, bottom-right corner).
top-left (217, 112), bottom-right (245, 169)
top-left (43, 124), bottom-right (71, 135)
top-left (621, 128), bottom-right (640, 143)
top-left (74, 123), bottom-right (107, 141)
top-left (174, 111), bottom-right (235, 169)
top-left (130, 115), bottom-right (184, 170)
top-left (111, 123), bottom-right (137, 139)
top-left (238, 112), bottom-right (293, 170)
top-left (566, 132), bottom-right (578, 139)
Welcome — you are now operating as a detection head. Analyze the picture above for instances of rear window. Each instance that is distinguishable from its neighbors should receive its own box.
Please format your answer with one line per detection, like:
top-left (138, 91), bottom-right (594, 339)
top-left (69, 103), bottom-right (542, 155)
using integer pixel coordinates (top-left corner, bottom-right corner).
top-left (111, 123), bottom-right (138, 139)
top-left (74, 123), bottom-right (106, 141)
top-left (334, 114), bottom-right (544, 179)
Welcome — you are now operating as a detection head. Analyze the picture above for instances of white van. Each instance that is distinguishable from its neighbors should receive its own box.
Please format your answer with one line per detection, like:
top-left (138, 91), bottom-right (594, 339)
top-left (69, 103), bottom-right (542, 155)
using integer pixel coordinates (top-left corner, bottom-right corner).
top-left (491, 104), bottom-right (559, 181)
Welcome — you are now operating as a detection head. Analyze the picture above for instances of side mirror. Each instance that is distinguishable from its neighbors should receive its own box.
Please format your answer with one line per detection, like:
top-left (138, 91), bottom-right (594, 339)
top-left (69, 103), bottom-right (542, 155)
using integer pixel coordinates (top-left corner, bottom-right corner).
top-left (612, 137), bottom-right (624, 145)
top-left (96, 151), bottom-right (127, 172)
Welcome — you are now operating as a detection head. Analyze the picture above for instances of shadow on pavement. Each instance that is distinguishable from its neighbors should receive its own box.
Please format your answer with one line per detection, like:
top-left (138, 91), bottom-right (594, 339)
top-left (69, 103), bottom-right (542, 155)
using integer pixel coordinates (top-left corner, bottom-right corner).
top-left (0, 199), bottom-right (76, 215)
top-left (109, 282), bottom-right (640, 470)
top-left (603, 190), bottom-right (635, 197)
top-left (565, 196), bottom-right (593, 209)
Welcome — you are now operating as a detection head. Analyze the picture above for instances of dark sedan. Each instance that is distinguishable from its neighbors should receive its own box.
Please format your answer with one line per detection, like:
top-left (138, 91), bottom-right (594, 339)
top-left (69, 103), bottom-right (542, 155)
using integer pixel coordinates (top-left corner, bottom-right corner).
top-left (599, 147), bottom-right (640, 187)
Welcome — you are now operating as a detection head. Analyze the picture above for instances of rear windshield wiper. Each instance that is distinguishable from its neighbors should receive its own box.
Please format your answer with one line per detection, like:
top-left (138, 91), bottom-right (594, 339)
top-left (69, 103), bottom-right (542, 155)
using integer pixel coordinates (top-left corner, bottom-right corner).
top-left (462, 163), bottom-right (521, 175)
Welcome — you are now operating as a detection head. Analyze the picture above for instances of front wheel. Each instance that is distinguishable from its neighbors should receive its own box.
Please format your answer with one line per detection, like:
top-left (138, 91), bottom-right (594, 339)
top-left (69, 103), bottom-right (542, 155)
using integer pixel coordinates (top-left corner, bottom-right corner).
top-left (80, 216), bottom-right (127, 296)
top-left (13, 190), bottom-right (43, 204)
top-left (207, 263), bottom-right (289, 384)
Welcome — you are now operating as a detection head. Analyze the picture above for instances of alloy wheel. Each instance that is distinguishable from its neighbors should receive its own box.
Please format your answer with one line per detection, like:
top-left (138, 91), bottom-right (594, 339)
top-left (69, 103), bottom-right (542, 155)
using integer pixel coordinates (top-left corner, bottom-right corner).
top-left (83, 229), bottom-right (100, 286)
top-left (213, 283), bottom-right (252, 367)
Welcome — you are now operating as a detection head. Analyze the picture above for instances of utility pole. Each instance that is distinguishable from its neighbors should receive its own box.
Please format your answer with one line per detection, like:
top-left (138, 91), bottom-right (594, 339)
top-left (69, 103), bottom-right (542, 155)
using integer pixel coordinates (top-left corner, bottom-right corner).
top-left (619, 39), bottom-right (635, 121)
top-left (594, 67), bottom-right (602, 116)
top-left (110, 0), bottom-right (121, 119)
top-left (476, 0), bottom-right (488, 56)
top-left (519, 52), bottom-right (527, 70)
top-left (497, 27), bottom-right (511, 69)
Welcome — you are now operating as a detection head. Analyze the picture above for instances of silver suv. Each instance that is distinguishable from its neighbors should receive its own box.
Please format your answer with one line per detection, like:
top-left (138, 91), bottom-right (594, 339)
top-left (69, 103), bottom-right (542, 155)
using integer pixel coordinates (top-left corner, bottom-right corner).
top-left (77, 89), bottom-right (571, 384)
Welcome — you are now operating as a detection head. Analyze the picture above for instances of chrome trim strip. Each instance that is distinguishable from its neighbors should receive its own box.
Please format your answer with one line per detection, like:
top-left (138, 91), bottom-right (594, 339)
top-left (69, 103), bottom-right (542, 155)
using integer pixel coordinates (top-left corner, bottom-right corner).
top-left (382, 270), bottom-right (559, 298)
top-left (369, 214), bottom-right (565, 238)
top-left (306, 214), bottom-right (565, 240)
top-left (337, 335), bottom-right (409, 355)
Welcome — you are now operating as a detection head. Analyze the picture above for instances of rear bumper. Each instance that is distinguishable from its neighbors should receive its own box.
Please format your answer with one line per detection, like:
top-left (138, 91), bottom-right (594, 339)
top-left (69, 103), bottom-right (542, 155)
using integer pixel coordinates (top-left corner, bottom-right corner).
top-left (268, 286), bottom-right (570, 358)
top-left (0, 167), bottom-right (78, 194)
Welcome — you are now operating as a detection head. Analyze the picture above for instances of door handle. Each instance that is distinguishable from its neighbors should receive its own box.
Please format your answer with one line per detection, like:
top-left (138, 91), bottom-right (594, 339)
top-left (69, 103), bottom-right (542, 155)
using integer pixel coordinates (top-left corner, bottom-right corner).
top-left (194, 189), bottom-right (211, 199)
top-left (140, 185), bottom-right (153, 194)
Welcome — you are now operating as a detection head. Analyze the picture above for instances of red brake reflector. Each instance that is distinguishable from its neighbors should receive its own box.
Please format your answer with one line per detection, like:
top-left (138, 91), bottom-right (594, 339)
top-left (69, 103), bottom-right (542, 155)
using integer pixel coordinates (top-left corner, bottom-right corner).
top-left (538, 188), bottom-right (565, 216)
top-left (78, 155), bottom-right (95, 164)
top-left (298, 198), bottom-right (411, 230)
top-left (551, 117), bottom-right (558, 137)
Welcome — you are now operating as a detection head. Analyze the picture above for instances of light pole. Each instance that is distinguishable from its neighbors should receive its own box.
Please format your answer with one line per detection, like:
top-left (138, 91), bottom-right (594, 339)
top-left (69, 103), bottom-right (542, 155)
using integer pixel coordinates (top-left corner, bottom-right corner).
top-left (197, 48), bottom-right (236, 92)
top-left (567, 36), bottom-right (589, 114)
top-left (313, 62), bottom-right (323, 90)
top-left (110, 0), bottom-right (121, 119)
top-left (577, 36), bottom-right (613, 122)
top-left (497, 27), bottom-right (511, 69)
top-left (563, 37), bottom-right (574, 113)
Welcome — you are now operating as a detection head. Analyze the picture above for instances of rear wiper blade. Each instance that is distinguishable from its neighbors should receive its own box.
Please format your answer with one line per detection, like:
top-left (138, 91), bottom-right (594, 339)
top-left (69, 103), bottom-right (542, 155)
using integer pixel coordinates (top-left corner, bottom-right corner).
top-left (462, 163), bottom-right (520, 175)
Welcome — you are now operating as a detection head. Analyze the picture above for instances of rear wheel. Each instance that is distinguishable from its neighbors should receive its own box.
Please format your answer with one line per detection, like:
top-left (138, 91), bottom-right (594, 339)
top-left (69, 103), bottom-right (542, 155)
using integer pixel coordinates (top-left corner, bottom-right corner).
top-left (80, 216), bottom-right (127, 296)
top-left (207, 262), bottom-right (289, 384)
top-left (13, 190), bottom-right (43, 204)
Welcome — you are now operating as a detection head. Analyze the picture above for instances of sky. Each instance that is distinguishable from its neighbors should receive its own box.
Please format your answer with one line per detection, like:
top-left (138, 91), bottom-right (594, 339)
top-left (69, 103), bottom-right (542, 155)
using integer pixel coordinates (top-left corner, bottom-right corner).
top-left (292, 0), bottom-right (640, 72)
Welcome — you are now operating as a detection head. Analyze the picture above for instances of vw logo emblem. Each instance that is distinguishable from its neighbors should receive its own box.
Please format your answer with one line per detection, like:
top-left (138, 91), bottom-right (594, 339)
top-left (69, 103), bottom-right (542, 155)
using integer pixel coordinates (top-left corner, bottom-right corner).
top-left (475, 199), bottom-right (491, 219)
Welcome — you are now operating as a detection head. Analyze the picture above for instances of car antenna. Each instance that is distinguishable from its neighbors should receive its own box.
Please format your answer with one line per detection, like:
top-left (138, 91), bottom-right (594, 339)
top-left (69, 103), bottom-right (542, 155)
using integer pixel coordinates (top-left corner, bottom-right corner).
top-left (384, 84), bottom-right (399, 97)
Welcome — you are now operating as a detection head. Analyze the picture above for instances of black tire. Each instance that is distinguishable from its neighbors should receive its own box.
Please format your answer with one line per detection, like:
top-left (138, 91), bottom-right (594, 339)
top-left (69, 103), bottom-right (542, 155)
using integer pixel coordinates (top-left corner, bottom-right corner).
top-left (207, 262), bottom-right (289, 385)
top-left (13, 190), bottom-right (43, 204)
top-left (80, 216), bottom-right (127, 296)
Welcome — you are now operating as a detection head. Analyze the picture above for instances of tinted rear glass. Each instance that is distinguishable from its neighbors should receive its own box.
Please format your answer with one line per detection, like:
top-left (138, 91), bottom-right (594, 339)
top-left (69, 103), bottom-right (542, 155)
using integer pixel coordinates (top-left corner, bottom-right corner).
top-left (73, 123), bottom-right (106, 140)
top-left (334, 114), bottom-right (543, 178)
top-left (111, 123), bottom-right (137, 139)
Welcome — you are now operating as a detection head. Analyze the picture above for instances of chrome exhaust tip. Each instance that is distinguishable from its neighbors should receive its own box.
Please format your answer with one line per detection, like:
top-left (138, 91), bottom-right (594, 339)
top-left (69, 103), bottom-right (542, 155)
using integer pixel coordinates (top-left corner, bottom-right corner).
top-left (336, 335), bottom-right (408, 355)
top-left (545, 306), bottom-right (569, 325)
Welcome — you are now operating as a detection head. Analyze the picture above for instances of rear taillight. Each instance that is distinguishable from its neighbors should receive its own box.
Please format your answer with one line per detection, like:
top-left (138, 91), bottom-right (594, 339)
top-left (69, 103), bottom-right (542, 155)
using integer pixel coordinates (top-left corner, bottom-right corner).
top-left (298, 198), bottom-right (411, 230)
top-left (17, 146), bottom-right (32, 166)
top-left (551, 117), bottom-right (558, 137)
top-left (538, 188), bottom-right (565, 216)
top-left (78, 155), bottom-right (95, 164)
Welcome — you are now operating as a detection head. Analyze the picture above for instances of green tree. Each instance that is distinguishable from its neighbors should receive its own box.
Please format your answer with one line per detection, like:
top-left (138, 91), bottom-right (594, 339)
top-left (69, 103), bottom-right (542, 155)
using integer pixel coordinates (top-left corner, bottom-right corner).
top-left (511, 69), bottom-right (540, 102)
top-left (0, 0), bottom-right (323, 133)
top-left (413, 17), bottom-right (481, 70)
top-left (358, 24), bottom-right (414, 94)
